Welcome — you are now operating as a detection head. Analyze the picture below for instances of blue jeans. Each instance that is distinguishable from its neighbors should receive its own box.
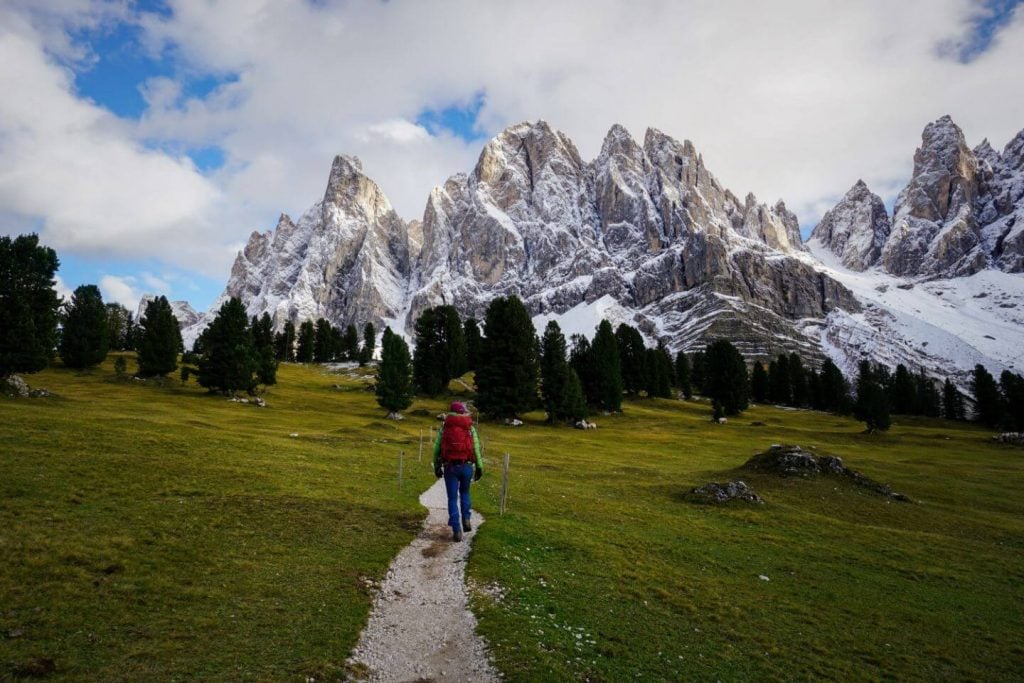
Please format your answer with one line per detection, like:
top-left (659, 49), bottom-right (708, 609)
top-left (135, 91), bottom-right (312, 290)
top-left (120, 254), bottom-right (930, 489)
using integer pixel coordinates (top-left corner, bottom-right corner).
top-left (443, 462), bottom-right (474, 531)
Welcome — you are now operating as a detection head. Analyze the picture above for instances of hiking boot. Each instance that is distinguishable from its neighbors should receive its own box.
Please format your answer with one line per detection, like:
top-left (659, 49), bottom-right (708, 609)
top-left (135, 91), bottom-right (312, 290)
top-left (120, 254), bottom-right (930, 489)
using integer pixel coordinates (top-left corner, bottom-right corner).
top-left (462, 517), bottom-right (472, 532)
top-left (453, 529), bottom-right (464, 542)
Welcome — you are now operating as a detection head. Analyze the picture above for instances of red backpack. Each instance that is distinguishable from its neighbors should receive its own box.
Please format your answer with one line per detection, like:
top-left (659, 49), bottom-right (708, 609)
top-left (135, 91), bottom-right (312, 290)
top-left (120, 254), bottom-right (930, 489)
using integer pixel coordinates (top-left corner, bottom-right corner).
top-left (441, 414), bottom-right (475, 463)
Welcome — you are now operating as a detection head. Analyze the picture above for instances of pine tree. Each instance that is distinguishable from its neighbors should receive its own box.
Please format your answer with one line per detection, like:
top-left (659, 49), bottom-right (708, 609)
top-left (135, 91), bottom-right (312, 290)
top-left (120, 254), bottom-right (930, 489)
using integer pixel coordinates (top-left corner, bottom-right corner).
top-left (819, 359), bottom-right (850, 413)
top-left (314, 319), bottom-right (334, 363)
top-left (475, 296), bottom-right (539, 419)
top-left (942, 378), bottom-right (966, 421)
top-left (197, 297), bottom-right (259, 394)
top-left (296, 321), bottom-right (315, 362)
top-left (275, 320), bottom-right (296, 362)
top-left (644, 344), bottom-right (673, 398)
top-left (60, 284), bottom-right (110, 369)
top-left (540, 320), bottom-right (572, 422)
top-left (750, 361), bottom-right (769, 403)
top-left (999, 370), bottom-right (1024, 431)
top-left (789, 352), bottom-right (808, 407)
top-left (615, 324), bottom-right (647, 395)
top-left (413, 307), bottom-right (447, 396)
top-left (569, 334), bottom-right (597, 405)
top-left (675, 351), bottom-right (692, 399)
top-left (855, 360), bottom-right (890, 432)
top-left (359, 322), bottom-right (376, 366)
top-left (343, 324), bottom-right (360, 361)
top-left (0, 234), bottom-right (61, 377)
top-left (971, 364), bottom-right (1002, 428)
top-left (915, 369), bottom-right (940, 417)
top-left (376, 327), bottom-right (414, 416)
top-left (807, 368), bottom-right (823, 410)
top-left (105, 303), bottom-right (133, 351)
top-left (655, 342), bottom-right (675, 398)
top-left (440, 306), bottom-right (467, 379)
top-left (690, 351), bottom-right (707, 395)
top-left (252, 312), bottom-right (277, 386)
top-left (137, 295), bottom-right (182, 377)
top-left (768, 354), bottom-right (791, 405)
top-left (888, 364), bottom-right (917, 415)
top-left (562, 368), bottom-right (589, 421)
top-left (464, 318), bottom-right (483, 372)
top-left (590, 320), bottom-right (623, 411)
top-left (704, 339), bottom-right (749, 417)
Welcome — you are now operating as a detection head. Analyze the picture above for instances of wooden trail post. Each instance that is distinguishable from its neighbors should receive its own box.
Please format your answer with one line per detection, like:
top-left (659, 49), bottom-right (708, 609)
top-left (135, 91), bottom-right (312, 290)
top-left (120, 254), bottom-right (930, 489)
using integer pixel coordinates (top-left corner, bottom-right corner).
top-left (398, 450), bottom-right (404, 489)
top-left (418, 429), bottom-right (423, 463)
top-left (499, 452), bottom-right (510, 515)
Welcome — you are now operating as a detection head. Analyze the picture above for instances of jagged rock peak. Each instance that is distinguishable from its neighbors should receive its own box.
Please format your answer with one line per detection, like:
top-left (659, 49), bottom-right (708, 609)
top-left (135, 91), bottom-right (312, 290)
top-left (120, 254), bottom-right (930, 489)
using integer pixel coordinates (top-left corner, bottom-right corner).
top-left (811, 179), bottom-right (890, 271)
top-left (473, 119), bottom-right (584, 188)
top-left (880, 115), bottom-right (984, 277)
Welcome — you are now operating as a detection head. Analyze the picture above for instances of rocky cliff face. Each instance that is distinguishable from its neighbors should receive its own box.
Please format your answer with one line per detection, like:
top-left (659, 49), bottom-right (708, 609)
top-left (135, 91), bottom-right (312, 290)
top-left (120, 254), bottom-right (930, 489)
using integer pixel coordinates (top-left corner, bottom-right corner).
top-left (815, 116), bottom-right (1024, 278)
top-left (184, 115), bottom-right (1023, 378)
top-left (976, 129), bottom-right (1024, 273)
top-left (211, 155), bottom-right (411, 331)
top-left (406, 120), bottom-right (845, 360)
top-left (809, 180), bottom-right (890, 271)
top-left (881, 116), bottom-right (985, 277)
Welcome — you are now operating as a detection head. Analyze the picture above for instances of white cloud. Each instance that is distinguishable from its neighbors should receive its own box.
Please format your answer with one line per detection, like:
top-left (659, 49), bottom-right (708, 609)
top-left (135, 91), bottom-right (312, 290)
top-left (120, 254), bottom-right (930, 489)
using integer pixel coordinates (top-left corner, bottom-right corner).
top-left (99, 274), bottom-right (139, 309)
top-left (0, 5), bottom-right (223, 274)
top-left (2, 0), bottom-right (1023, 289)
top-left (52, 274), bottom-right (74, 303)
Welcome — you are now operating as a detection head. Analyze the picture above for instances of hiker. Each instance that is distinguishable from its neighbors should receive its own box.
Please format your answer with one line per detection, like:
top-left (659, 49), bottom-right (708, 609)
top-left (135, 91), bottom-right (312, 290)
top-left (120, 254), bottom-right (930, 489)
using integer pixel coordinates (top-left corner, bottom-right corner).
top-left (433, 401), bottom-right (483, 542)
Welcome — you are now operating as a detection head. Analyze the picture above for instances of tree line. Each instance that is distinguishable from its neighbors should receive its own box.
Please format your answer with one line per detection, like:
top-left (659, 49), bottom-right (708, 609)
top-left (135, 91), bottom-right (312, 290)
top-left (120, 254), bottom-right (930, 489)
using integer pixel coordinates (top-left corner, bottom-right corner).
top-left (6, 233), bottom-right (1024, 431)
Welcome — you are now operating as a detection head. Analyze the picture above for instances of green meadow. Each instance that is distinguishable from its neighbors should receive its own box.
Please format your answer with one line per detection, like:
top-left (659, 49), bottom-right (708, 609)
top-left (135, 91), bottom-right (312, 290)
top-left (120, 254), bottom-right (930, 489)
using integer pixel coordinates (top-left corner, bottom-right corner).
top-left (2, 356), bottom-right (1022, 681)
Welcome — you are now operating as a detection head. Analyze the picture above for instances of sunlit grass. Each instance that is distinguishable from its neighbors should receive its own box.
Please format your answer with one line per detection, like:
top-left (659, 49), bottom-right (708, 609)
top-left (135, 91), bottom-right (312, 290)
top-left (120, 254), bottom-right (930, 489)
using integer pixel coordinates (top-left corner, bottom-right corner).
top-left (2, 357), bottom-right (1022, 680)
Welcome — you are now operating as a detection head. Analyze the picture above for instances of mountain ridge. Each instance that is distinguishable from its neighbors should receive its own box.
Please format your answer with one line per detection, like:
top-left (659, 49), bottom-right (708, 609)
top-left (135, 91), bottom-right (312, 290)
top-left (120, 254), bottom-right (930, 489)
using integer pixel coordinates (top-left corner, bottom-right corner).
top-left (166, 115), bottom-right (1024, 386)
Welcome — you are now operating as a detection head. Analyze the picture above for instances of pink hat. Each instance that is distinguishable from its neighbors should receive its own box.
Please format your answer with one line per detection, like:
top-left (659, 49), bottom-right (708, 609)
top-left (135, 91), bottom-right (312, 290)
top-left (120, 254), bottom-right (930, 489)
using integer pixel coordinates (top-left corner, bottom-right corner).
top-left (449, 401), bottom-right (468, 414)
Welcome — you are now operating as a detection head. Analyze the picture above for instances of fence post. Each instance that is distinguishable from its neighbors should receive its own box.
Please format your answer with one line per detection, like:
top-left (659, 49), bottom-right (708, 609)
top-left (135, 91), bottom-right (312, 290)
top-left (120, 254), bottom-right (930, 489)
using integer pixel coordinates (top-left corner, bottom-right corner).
top-left (398, 450), bottom-right (404, 489)
top-left (499, 452), bottom-right (510, 515)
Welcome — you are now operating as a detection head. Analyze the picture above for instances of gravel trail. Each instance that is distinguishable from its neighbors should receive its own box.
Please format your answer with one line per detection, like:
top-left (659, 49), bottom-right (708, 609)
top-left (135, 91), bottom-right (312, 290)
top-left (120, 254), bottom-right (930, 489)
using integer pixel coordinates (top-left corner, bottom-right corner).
top-left (347, 478), bottom-right (500, 682)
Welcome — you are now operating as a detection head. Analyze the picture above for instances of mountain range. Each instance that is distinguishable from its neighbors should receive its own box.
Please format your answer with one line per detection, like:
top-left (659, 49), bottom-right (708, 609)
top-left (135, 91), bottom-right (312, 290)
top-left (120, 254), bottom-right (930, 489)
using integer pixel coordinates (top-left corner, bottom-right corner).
top-left (168, 115), bottom-right (1024, 386)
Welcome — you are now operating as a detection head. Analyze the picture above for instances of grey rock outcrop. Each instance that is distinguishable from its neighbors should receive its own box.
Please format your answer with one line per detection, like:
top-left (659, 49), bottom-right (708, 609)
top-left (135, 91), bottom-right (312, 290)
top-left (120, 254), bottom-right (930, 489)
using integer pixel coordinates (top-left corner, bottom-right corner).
top-left (809, 180), bottom-right (890, 270)
top-left (881, 116), bottom-right (985, 277)
top-left (408, 120), bottom-right (847, 359)
top-left (211, 155), bottom-right (411, 332)
top-left (976, 130), bottom-right (1024, 273)
top-left (687, 480), bottom-right (764, 504)
top-left (812, 116), bottom-right (1024, 279)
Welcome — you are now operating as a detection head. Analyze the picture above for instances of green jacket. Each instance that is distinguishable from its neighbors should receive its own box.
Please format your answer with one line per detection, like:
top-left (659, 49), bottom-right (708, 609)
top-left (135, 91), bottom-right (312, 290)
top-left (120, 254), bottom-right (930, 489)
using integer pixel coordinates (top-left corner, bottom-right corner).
top-left (433, 415), bottom-right (483, 471)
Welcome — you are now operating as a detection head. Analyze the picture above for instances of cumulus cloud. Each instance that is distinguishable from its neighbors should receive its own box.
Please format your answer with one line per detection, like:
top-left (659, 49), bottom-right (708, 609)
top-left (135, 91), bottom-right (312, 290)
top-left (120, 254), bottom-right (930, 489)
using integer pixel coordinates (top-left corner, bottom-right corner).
top-left (1, 0), bottom-right (1023, 289)
top-left (99, 274), bottom-right (140, 309)
top-left (0, 4), bottom-right (222, 273)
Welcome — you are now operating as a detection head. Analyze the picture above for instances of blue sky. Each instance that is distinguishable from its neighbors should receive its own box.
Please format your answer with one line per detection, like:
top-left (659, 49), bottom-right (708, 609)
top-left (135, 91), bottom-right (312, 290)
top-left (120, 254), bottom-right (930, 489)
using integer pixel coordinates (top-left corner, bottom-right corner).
top-left (1, 0), bottom-right (1022, 315)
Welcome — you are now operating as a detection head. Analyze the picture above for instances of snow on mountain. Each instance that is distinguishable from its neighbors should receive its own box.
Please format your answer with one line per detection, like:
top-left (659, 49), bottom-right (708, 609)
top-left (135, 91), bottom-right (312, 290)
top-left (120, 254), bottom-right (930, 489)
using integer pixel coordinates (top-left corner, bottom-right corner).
top-left (182, 115), bottom-right (1024, 387)
top-left (808, 180), bottom-right (890, 271)
top-left (804, 241), bottom-right (1024, 384)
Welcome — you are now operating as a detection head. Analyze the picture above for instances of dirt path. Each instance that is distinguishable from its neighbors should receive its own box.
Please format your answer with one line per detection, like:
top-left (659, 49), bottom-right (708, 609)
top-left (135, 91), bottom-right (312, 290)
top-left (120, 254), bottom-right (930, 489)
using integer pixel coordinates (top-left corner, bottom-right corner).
top-left (347, 479), bottom-right (500, 682)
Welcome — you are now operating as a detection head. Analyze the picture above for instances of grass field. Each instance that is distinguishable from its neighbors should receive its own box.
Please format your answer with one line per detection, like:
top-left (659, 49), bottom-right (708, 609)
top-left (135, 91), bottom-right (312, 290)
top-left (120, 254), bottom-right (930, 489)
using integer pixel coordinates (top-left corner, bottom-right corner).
top-left (2, 356), bottom-right (1023, 681)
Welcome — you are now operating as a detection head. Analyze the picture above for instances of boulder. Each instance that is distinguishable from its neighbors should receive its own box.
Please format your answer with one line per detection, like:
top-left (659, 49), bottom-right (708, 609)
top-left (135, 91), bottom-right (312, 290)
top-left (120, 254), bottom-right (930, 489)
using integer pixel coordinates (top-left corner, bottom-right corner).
top-left (2, 374), bottom-right (30, 398)
top-left (993, 432), bottom-right (1024, 446)
top-left (688, 480), bottom-right (764, 504)
top-left (744, 444), bottom-right (910, 501)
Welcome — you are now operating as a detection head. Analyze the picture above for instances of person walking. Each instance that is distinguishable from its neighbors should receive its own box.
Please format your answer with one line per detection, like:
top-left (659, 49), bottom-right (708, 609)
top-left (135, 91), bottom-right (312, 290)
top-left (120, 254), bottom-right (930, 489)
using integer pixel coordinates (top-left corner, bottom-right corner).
top-left (433, 401), bottom-right (483, 542)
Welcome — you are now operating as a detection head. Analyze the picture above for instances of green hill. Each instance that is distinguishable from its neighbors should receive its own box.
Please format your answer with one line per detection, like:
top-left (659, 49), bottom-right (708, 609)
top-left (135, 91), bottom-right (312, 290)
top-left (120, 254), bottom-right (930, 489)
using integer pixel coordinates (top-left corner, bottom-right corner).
top-left (2, 356), bottom-right (1022, 680)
